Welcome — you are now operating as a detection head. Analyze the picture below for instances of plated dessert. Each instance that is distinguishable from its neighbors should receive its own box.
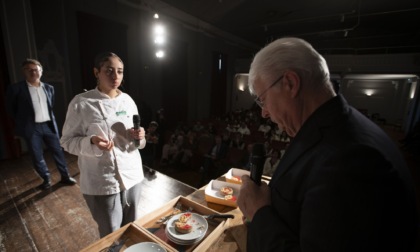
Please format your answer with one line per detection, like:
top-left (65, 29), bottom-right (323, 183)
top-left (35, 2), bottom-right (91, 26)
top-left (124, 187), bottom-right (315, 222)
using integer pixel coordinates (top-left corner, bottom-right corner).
top-left (174, 213), bottom-right (193, 234)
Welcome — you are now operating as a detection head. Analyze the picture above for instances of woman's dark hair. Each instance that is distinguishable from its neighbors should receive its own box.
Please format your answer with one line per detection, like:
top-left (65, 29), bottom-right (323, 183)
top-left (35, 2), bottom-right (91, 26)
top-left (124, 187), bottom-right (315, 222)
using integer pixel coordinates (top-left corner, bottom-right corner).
top-left (93, 52), bottom-right (123, 69)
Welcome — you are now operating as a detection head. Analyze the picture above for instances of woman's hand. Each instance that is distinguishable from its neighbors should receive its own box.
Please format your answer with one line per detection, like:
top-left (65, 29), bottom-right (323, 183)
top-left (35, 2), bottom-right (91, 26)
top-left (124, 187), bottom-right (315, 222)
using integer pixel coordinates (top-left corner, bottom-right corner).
top-left (129, 127), bottom-right (145, 140)
top-left (90, 135), bottom-right (114, 151)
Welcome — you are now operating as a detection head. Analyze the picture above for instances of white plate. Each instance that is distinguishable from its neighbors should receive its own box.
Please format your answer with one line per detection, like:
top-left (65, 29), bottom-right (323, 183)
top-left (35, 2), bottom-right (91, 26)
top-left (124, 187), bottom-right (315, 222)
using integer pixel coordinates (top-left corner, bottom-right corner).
top-left (125, 242), bottom-right (166, 252)
top-left (165, 213), bottom-right (208, 241)
top-left (165, 228), bottom-right (204, 245)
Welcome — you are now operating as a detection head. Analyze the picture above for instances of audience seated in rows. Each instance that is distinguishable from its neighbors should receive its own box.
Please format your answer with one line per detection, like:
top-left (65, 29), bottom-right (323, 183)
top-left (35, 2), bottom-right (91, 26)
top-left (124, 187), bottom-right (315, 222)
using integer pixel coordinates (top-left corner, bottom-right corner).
top-left (150, 105), bottom-right (293, 185)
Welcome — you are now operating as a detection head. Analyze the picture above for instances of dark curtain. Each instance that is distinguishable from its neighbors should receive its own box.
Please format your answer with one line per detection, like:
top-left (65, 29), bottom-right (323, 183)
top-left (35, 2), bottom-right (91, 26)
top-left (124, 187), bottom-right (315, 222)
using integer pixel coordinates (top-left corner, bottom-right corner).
top-left (161, 39), bottom-right (188, 129)
top-left (0, 24), bottom-right (20, 159)
top-left (77, 12), bottom-right (129, 92)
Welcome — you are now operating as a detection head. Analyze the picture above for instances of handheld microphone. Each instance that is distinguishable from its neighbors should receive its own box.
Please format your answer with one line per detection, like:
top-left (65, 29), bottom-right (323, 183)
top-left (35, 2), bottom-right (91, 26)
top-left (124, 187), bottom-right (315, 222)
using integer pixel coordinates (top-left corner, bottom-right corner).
top-left (250, 143), bottom-right (265, 185)
top-left (133, 115), bottom-right (141, 147)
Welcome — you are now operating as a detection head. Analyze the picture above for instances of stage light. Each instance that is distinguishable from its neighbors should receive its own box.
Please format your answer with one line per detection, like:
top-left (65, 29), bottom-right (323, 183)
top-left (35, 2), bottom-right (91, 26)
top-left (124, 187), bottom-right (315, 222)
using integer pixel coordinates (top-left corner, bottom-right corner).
top-left (365, 89), bottom-right (374, 96)
top-left (154, 35), bottom-right (165, 44)
top-left (154, 24), bottom-right (165, 35)
top-left (156, 50), bottom-right (165, 58)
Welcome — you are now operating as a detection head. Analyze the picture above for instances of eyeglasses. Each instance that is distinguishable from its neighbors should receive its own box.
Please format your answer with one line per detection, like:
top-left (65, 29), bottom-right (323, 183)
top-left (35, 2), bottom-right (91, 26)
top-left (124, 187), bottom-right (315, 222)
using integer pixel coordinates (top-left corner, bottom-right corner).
top-left (254, 75), bottom-right (284, 108)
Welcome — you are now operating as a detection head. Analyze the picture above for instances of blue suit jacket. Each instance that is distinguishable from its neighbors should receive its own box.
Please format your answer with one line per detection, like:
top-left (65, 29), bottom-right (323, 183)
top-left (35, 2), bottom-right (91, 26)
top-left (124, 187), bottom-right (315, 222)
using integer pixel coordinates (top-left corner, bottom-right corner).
top-left (6, 81), bottom-right (60, 139)
top-left (247, 95), bottom-right (417, 251)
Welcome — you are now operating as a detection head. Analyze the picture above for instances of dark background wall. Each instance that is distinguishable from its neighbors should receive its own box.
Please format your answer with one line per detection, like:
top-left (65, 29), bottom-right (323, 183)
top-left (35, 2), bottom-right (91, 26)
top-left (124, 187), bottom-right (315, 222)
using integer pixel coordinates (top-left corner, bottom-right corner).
top-left (1, 0), bottom-right (419, 159)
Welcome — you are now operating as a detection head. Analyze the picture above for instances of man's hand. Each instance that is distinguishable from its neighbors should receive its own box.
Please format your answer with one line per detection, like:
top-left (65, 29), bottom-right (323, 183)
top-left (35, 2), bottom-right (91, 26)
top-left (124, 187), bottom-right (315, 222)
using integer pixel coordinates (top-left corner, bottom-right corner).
top-left (237, 175), bottom-right (271, 221)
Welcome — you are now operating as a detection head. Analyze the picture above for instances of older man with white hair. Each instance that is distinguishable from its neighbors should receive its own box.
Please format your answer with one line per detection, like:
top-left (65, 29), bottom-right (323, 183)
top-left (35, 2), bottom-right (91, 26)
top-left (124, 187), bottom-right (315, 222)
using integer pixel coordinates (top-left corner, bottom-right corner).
top-left (237, 37), bottom-right (417, 252)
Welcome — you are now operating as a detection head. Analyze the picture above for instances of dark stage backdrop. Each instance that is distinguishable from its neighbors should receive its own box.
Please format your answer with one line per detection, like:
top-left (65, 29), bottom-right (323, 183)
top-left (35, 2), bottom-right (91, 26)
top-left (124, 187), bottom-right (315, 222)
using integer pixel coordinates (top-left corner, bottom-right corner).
top-left (0, 22), bottom-right (20, 159)
top-left (160, 39), bottom-right (188, 128)
top-left (77, 12), bottom-right (129, 93)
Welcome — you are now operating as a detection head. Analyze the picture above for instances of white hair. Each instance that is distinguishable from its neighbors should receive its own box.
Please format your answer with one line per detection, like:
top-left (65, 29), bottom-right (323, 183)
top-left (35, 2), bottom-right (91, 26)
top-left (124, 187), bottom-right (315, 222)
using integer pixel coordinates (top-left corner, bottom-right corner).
top-left (248, 37), bottom-right (331, 94)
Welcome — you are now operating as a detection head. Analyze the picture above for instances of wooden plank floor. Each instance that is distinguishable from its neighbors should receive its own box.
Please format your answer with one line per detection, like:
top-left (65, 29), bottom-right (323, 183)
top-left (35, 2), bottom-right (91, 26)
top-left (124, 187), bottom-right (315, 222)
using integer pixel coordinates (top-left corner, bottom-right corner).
top-left (0, 152), bottom-right (196, 251)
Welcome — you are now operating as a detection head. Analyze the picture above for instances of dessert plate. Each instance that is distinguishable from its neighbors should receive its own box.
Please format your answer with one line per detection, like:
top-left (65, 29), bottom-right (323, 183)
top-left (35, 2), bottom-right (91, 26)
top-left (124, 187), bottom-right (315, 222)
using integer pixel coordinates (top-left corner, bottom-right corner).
top-left (125, 242), bottom-right (166, 252)
top-left (165, 213), bottom-right (208, 241)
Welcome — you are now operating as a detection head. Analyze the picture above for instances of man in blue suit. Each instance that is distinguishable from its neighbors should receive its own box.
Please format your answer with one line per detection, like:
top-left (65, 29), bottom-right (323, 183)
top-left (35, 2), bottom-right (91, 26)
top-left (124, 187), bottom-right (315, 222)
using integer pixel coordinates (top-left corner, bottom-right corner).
top-left (6, 59), bottom-right (76, 189)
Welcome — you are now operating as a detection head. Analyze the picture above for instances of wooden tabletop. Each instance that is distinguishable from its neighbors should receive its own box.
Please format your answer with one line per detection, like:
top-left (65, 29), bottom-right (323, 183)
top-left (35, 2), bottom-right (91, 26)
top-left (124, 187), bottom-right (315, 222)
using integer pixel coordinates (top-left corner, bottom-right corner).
top-left (80, 172), bottom-right (248, 251)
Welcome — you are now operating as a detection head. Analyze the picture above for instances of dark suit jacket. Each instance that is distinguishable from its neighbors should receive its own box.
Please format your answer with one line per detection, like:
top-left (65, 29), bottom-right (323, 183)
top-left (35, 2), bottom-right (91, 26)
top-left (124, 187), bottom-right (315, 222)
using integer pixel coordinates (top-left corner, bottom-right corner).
top-left (6, 81), bottom-right (60, 139)
top-left (247, 95), bottom-right (417, 252)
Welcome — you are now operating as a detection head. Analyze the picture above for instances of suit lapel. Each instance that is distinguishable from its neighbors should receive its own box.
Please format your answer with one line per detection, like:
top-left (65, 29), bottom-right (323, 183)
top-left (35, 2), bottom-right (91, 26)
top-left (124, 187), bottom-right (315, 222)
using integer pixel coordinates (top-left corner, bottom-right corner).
top-left (42, 84), bottom-right (52, 108)
top-left (20, 82), bottom-right (32, 103)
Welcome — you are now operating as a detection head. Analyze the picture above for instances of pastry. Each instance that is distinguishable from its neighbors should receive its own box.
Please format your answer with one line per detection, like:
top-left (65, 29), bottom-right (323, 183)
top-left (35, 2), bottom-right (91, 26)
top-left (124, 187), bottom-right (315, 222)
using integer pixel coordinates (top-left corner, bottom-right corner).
top-left (232, 176), bottom-right (241, 182)
top-left (224, 195), bottom-right (237, 201)
top-left (220, 186), bottom-right (233, 195)
top-left (174, 221), bottom-right (193, 234)
top-left (179, 212), bottom-right (192, 223)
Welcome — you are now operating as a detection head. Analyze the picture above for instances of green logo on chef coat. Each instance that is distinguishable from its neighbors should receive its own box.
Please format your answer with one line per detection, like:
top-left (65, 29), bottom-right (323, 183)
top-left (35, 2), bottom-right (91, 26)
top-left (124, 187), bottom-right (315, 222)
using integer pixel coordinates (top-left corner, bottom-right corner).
top-left (116, 111), bottom-right (127, 116)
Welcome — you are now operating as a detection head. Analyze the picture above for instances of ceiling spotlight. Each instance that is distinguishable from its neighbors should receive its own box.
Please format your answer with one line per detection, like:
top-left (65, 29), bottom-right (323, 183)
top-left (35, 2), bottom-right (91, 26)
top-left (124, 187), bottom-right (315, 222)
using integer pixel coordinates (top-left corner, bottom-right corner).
top-left (153, 13), bottom-right (159, 19)
top-left (154, 36), bottom-right (165, 44)
top-left (155, 50), bottom-right (165, 58)
top-left (154, 24), bottom-right (165, 35)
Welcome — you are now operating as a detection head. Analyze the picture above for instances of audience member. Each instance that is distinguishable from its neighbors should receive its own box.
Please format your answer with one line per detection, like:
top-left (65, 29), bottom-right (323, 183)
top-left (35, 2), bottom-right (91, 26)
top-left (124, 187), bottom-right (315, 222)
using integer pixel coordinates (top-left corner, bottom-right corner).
top-left (258, 120), bottom-right (271, 135)
top-left (237, 37), bottom-right (417, 251)
top-left (230, 131), bottom-right (245, 150)
top-left (60, 52), bottom-right (146, 237)
top-left (237, 122), bottom-right (251, 135)
top-left (160, 134), bottom-right (184, 166)
top-left (141, 121), bottom-right (159, 167)
top-left (262, 149), bottom-right (281, 176)
top-left (178, 130), bottom-right (197, 166)
top-left (205, 122), bottom-right (217, 135)
top-left (269, 124), bottom-right (283, 141)
top-left (6, 58), bottom-right (76, 190)
top-left (279, 130), bottom-right (291, 143)
top-left (263, 140), bottom-right (273, 157)
top-left (221, 129), bottom-right (232, 146)
top-left (225, 123), bottom-right (236, 133)
top-left (192, 121), bottom-right (204, 133)
top-left (239, 143), bottom-right (254, 170)
top-left (200, 135), bottom-right (228, 184)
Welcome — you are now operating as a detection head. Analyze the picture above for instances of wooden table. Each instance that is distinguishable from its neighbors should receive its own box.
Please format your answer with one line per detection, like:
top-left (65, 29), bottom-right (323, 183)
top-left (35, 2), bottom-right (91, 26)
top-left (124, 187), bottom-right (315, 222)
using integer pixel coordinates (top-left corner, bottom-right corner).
top-left (81, 174), bottom-right (248, 251)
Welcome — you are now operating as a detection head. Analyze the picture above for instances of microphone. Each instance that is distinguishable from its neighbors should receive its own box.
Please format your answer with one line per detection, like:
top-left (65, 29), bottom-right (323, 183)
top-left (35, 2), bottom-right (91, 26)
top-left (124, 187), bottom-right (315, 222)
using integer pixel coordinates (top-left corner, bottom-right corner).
top-left (133, 115), bottom-right (141, 147)
top-left (250, 143), bottom-right (265, 185)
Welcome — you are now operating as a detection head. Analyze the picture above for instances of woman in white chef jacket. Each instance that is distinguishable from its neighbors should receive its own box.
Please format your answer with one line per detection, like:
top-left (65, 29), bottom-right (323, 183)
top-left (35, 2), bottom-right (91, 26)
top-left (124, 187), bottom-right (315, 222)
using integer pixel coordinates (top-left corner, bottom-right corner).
top-left (61, 52), bottom-right (146, 237)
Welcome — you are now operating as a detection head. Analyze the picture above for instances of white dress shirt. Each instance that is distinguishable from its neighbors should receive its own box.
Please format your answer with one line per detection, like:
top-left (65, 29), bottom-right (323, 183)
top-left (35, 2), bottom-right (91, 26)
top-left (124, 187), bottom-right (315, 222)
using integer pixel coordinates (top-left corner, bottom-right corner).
top-left (27, 82), bottom-right (51, 122)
